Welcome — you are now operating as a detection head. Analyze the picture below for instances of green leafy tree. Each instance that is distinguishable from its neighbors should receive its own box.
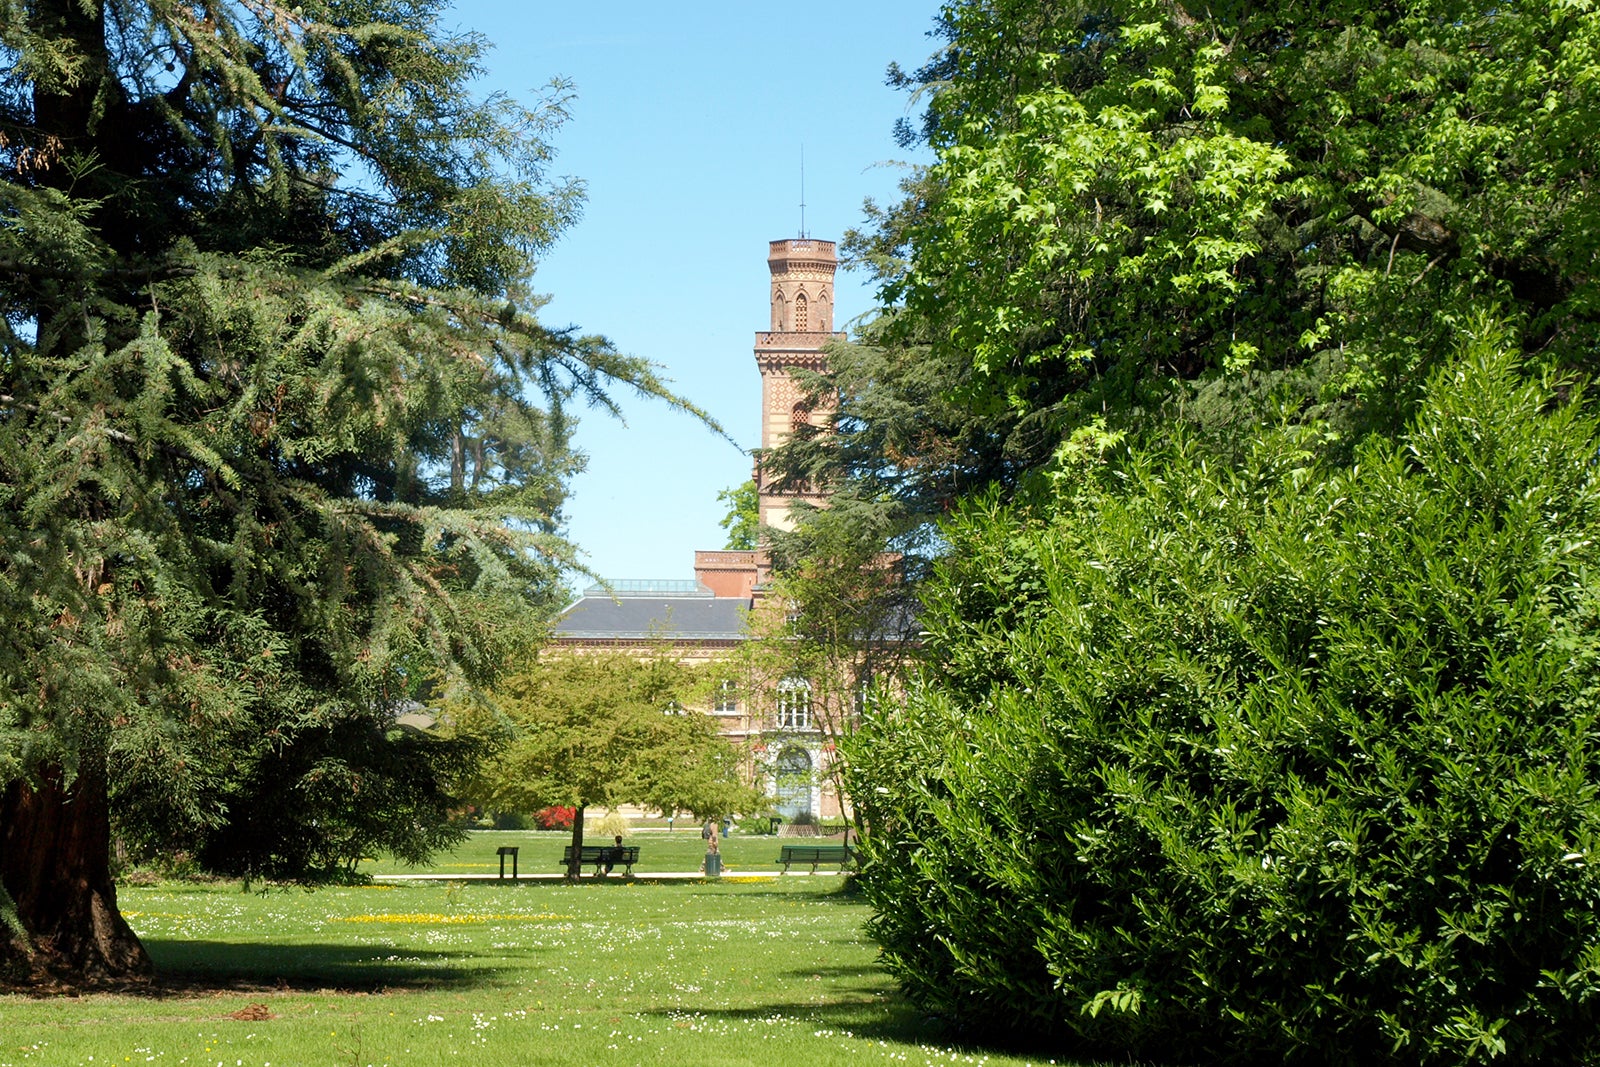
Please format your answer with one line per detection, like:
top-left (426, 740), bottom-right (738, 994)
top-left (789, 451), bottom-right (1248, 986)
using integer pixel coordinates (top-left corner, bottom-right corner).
top-left (848, 334), bottom-right (1600, 1062)
top-left (453, 651), bottom-right (761, 879)
top-left (901, 0), bottom-right (1599, 425)
top-left (0, 0), bottom-right (698, 983)
top-left (778, 0), bottom-right (1600, 540)
top-left (715, 479), bottom-right (760, 551)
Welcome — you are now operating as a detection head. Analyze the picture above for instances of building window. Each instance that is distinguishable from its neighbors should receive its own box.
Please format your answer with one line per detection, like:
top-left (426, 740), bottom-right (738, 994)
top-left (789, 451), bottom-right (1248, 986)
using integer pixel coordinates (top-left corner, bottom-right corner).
top-left (793, 291), bottom-right (808, 331)
top-left (713, 679), bottom-right (738, 714)
top-left (663, 699), bottom-right (684, 715)
top-left (791, 401), bottom-right (810, 434)
top-left (776, 676), bottom-right (811, 731)
top-left (854, 673), bottom-right (875, 716)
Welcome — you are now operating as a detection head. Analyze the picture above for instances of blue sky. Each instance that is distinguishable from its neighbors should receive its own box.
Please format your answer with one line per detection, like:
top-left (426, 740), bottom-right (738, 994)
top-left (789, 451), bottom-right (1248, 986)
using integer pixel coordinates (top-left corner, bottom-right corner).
top-left (446, 2), bottom-right (939, 584)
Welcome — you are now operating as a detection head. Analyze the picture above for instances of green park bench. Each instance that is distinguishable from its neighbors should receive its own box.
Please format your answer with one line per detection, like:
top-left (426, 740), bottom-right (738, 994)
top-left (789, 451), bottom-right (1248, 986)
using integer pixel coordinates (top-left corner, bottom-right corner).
top-left (777, 844), bottom-right (853, 873)
top-left (560, 844), bottom-right (640, 876)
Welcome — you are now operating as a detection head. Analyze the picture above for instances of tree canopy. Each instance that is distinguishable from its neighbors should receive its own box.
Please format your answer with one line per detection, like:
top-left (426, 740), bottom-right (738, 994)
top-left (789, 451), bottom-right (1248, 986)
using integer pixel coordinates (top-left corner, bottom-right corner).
top-left (452, 650), bottom-right (761, 877)
top-left (0, 0), bottom-right (694, 983)
top-left (768, 0), bottom-right (1600, 564)
top-left (900, 0), bottom-right (1597, 418)
top-left (716, 479), bottom-right (760, 551)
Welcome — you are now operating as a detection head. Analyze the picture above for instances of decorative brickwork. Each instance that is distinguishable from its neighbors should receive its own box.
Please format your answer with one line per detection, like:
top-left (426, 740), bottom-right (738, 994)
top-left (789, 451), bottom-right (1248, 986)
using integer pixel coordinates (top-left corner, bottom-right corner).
top-left (757, 238), bottom-right (844, 532)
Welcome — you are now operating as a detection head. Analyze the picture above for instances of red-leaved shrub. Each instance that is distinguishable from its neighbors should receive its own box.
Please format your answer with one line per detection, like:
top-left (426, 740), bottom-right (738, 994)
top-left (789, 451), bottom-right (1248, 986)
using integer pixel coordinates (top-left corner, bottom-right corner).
top-left (535, 805), bottom-right (575, 831)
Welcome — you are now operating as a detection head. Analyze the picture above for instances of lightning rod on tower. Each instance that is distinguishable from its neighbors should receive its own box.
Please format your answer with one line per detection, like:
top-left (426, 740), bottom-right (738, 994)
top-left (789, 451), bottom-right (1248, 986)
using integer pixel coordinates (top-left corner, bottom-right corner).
top-left (799, 144), bottom-right (808, 239)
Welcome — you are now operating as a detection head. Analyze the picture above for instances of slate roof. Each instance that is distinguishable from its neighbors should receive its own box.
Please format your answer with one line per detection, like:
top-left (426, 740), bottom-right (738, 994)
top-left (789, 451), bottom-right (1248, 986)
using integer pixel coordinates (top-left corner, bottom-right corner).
top-left (554, 583), bottom-right (750, 641)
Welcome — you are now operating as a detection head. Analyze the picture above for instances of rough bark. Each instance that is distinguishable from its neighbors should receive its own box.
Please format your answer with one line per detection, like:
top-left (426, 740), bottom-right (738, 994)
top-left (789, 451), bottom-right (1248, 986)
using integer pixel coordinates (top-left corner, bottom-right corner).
top-left (0, 761), bottom-right (151, 986)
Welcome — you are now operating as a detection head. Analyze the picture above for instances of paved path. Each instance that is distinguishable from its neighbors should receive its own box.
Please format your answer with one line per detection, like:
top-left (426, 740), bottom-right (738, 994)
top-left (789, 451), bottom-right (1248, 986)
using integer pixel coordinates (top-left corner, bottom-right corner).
top-left (373, 870), bottom-right (842, 883)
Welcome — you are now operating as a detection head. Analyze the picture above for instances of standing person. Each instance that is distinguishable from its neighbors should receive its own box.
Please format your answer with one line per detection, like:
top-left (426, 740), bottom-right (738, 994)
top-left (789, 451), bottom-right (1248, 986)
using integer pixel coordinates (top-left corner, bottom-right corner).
top-left (700, 817), bottom-right (719, 872)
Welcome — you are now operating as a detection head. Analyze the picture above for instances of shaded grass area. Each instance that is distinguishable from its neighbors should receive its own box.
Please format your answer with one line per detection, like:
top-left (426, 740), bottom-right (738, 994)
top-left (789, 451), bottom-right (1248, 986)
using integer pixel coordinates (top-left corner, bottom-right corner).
top-left (0, 874), bottom-right (1081, 1066)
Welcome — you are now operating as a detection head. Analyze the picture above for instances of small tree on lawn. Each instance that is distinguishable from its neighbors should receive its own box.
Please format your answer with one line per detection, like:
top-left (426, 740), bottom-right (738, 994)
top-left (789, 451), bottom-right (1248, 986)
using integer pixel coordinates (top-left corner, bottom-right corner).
top-left (452, 650), bottom-right (760, 877)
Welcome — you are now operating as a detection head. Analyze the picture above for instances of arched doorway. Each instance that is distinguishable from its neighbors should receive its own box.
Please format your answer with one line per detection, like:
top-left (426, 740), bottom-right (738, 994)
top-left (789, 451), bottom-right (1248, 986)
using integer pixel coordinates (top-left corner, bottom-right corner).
top-left (774, 745), bottom-right (813, 821)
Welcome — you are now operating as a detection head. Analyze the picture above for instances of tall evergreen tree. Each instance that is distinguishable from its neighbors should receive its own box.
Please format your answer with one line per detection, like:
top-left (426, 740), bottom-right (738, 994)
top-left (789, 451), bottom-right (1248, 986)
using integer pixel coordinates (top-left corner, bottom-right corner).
top-left (0, 0), bottom-right (693, 983)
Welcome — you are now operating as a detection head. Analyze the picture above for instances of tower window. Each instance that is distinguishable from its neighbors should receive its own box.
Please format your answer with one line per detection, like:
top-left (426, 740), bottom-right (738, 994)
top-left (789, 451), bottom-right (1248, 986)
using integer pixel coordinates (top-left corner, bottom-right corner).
top-left (794, 292), bottom-right (808, 331)
top-left (791, 402), bottom-right (810, 434)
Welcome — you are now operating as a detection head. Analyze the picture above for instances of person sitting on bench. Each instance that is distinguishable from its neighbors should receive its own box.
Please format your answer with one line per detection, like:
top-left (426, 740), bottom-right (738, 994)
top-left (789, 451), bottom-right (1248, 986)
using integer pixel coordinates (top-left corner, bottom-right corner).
top-left (601, 834), bottom-right (624, 875)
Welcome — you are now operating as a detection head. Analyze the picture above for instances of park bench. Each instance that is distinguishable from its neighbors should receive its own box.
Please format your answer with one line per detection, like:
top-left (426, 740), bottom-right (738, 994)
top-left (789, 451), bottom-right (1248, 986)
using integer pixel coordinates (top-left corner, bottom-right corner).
top-left (560, 844), bottom-right (640, 876)
top-left (777, 844), bottom-right (853, 873)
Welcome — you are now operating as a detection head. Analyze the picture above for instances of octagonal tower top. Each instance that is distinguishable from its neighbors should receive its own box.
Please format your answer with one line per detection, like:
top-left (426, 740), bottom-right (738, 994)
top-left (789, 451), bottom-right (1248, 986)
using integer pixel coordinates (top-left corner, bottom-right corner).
top-left (767, 239), bottom-right (836, 333)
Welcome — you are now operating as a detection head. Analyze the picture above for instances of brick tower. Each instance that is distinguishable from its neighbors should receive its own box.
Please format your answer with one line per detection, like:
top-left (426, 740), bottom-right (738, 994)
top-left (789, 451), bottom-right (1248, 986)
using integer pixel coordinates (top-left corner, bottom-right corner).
top-left (754, 238), bottom-right (844, 532)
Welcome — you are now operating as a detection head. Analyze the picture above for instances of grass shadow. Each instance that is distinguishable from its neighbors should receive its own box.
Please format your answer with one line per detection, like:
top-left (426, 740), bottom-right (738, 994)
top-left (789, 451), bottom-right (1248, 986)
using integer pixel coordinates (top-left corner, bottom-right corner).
top-left (686, 995), bottom-right (1115, 1066)
top-left (705, 883), bottom-right (863, 904)
top-left (140, 938), bottom-right (516, 993)
top-left (681, 995), bottom-right (933, 1046)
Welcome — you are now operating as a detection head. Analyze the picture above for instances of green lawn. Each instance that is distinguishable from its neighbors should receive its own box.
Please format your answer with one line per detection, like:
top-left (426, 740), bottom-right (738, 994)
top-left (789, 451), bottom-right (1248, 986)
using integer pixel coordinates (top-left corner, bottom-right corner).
top-left (0, 837), bottom-right (1081, 1067)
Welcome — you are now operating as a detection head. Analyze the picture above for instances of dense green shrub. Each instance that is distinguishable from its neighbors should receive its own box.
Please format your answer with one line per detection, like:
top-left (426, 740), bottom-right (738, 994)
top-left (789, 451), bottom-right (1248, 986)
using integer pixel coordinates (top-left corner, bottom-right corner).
top-left (845, 340), bottom-right (1600, 1064)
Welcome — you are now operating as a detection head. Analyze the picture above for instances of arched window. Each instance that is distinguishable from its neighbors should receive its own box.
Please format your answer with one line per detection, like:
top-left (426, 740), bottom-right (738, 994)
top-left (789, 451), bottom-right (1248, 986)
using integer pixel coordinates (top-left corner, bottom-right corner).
top-left (793, 291), bottom-right (808, 331)
top-left (772, 291), bottom-right (787, 331)
top-left (776, 676), bottom-right (811, 731)
top-left (791, 401), bottom-right (810, 434)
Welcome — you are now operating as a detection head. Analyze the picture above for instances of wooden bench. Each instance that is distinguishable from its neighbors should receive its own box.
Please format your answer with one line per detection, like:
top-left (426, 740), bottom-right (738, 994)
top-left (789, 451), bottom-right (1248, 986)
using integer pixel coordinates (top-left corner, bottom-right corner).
top-left (777, 844), bottom-right (853, 873)
top-left (560, 844), bottom-right (640, 876)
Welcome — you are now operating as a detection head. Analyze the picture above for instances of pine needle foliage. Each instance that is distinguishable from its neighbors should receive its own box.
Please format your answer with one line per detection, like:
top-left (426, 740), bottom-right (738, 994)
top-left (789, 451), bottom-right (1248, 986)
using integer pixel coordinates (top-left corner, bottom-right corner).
top-left (846, 333), bottom-right (1600, 1064)
top-left (0, 0), bottom-right (703, 898)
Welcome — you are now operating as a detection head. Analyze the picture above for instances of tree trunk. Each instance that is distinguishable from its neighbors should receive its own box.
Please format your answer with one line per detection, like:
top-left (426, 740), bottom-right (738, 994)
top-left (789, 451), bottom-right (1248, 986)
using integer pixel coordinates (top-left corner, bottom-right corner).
top-left (565, 805), bottom-right (586, 880)
top-left (0, 761), bottom-right (150, 986)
